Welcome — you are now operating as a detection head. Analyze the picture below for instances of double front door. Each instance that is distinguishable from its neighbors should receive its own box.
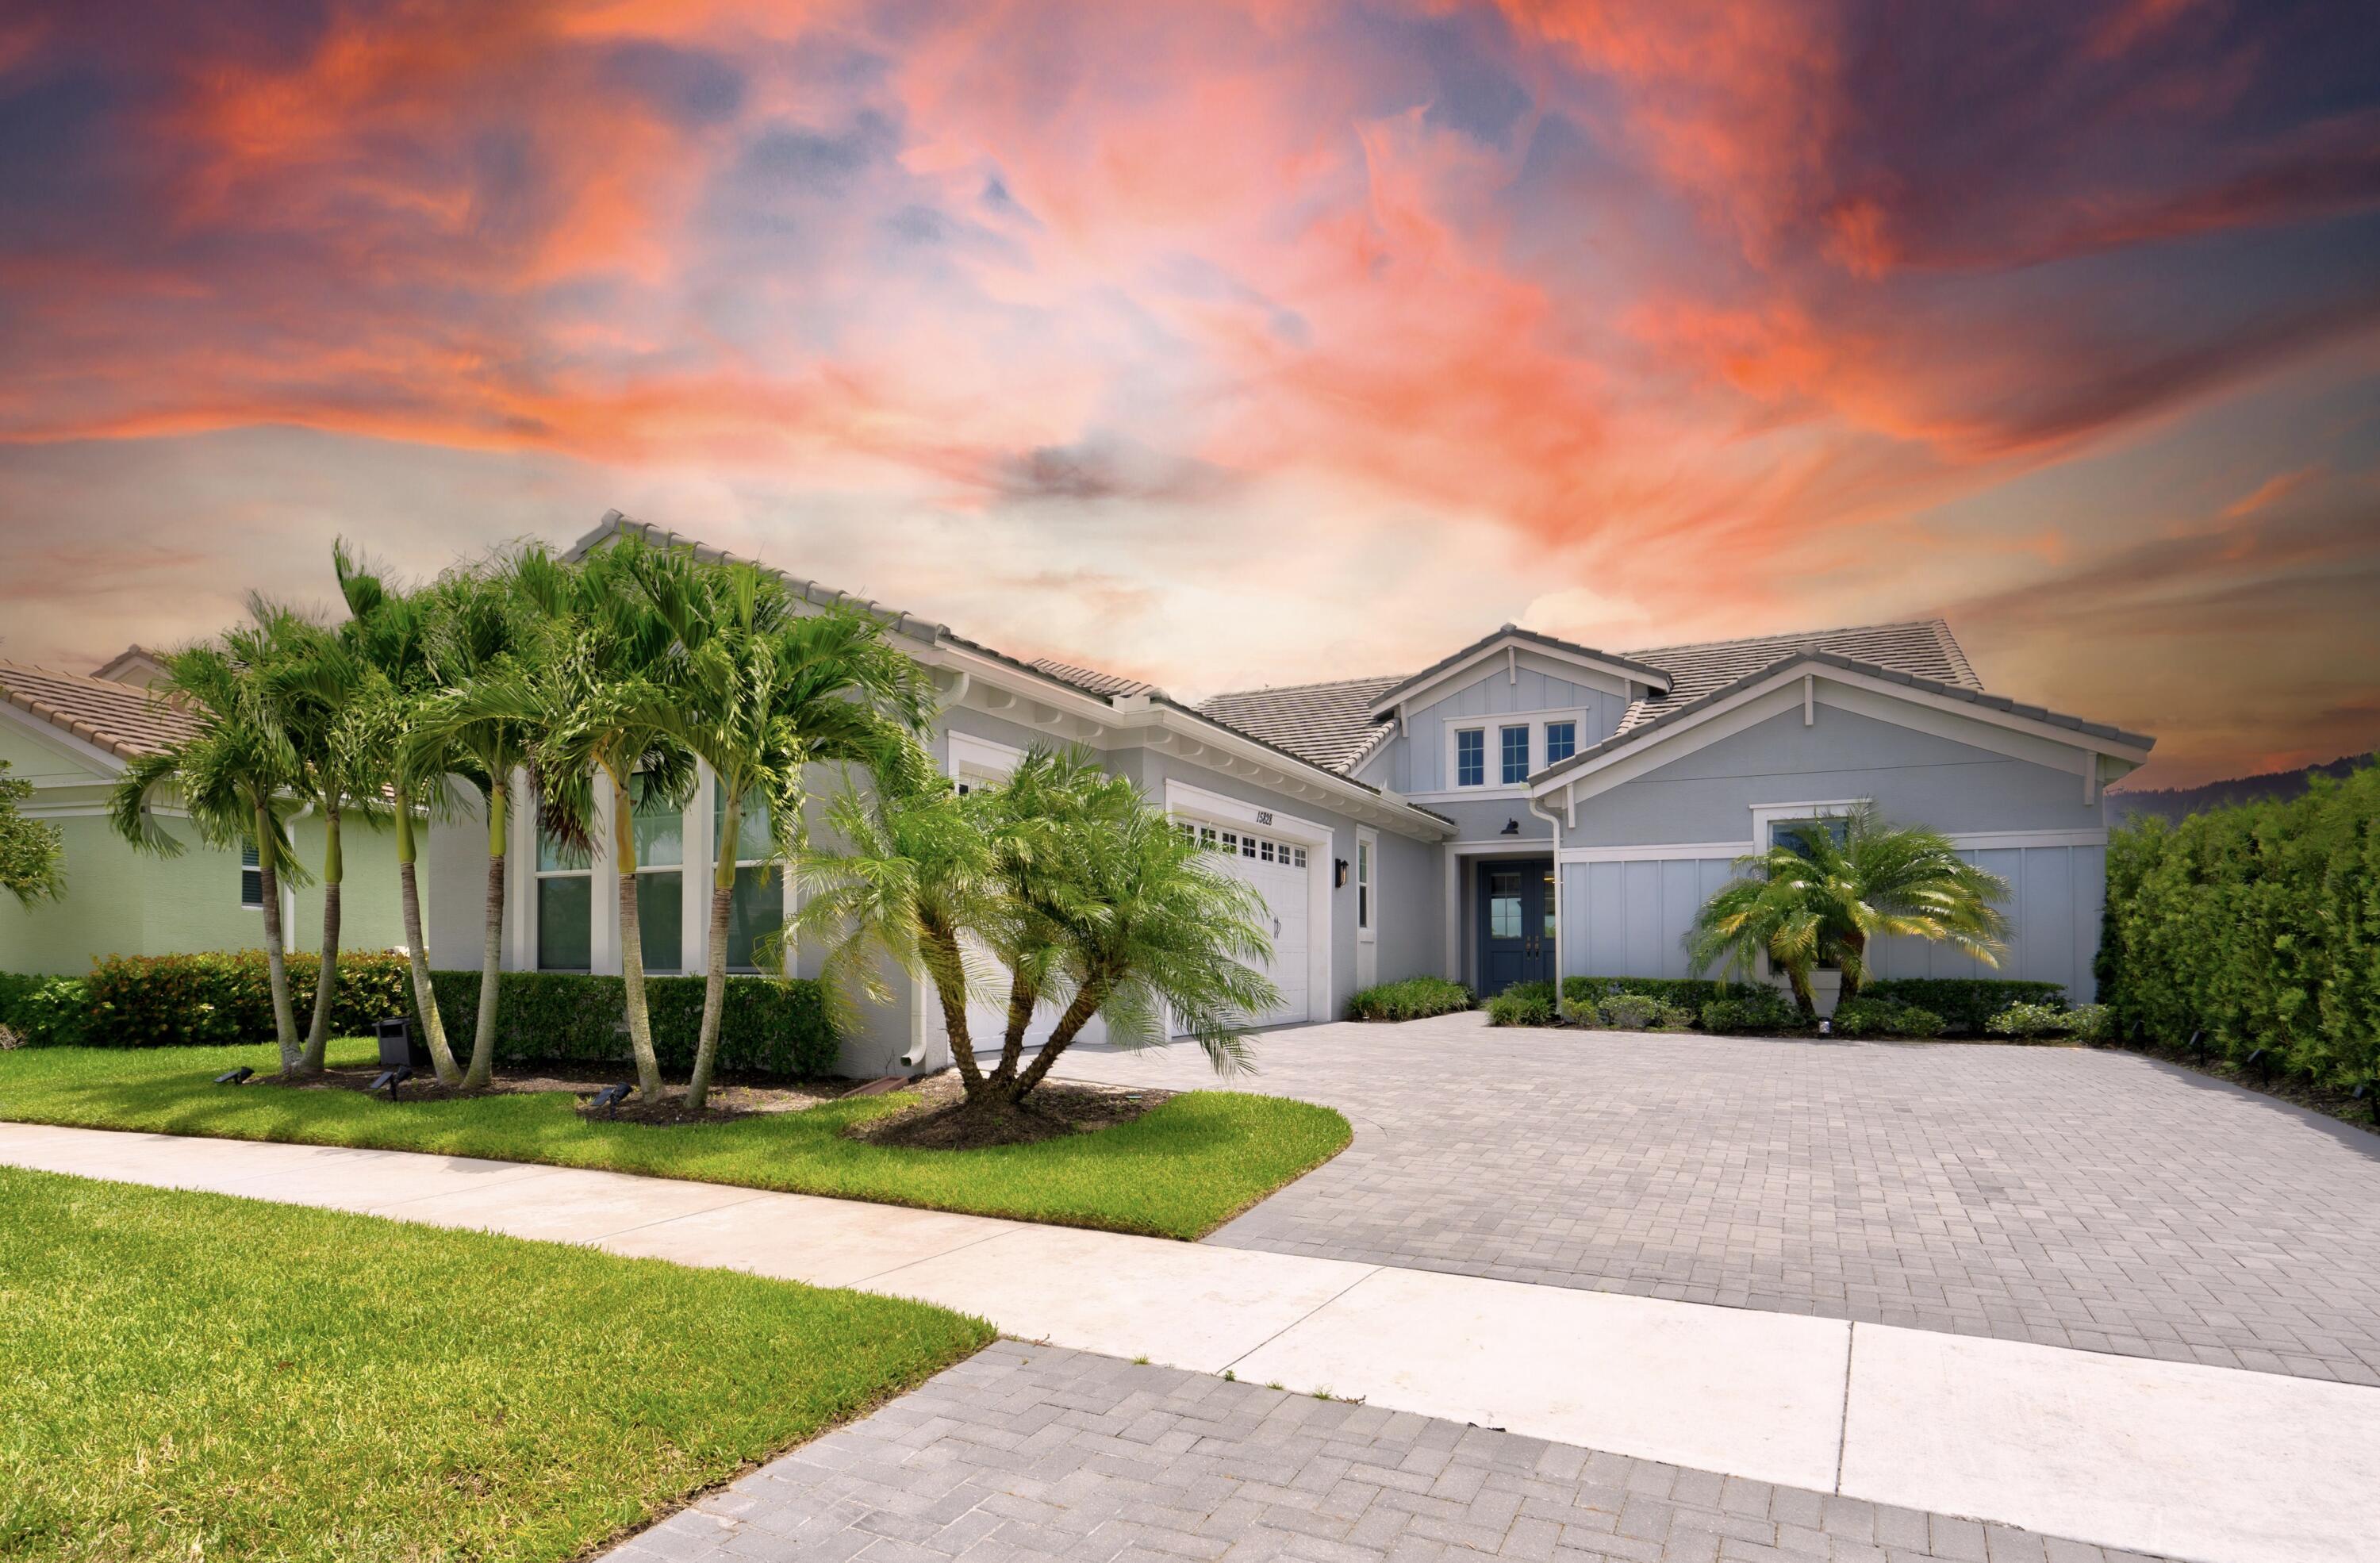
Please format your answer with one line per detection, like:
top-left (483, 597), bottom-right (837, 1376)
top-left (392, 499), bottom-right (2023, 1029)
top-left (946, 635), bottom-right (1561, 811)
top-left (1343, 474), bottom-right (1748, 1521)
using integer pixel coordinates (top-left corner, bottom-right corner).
top-left (1477, 858), bottom-right (1554, 995)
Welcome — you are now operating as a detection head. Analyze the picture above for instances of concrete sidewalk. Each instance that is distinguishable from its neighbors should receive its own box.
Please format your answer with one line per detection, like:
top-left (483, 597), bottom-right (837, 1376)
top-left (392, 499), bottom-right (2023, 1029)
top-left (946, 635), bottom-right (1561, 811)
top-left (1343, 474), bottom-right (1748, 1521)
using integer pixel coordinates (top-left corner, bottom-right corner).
top-left (5, 1120), bottom-right (2372, 1563)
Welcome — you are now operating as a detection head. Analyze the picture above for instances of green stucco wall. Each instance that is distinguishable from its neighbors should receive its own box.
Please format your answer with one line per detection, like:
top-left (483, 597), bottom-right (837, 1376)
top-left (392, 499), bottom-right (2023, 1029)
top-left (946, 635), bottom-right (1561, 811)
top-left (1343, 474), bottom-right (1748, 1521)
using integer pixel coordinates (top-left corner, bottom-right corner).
top-left (0, 810), bottom-right (407, 977)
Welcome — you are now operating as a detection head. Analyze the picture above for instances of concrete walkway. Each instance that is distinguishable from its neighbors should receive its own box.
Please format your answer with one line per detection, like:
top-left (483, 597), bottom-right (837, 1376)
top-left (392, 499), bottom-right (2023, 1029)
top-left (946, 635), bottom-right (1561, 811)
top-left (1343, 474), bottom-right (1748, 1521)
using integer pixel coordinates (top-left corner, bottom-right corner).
top-left (5, 1120), bottom-right (2374, 1563)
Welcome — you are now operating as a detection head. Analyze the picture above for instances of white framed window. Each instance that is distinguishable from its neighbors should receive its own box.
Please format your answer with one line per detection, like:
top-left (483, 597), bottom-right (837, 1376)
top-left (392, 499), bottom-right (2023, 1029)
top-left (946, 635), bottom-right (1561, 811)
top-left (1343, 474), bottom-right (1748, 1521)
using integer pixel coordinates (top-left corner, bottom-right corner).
top-left (631, 774), bottom-right (685, 974)
top-left (948, 730), bottom-right (1025, 796)
top-left (1355, 828), bottom-right (1376, 942)
top-left (535, 820), bottom-right (593, 971)
top-left (1444, 709), bottom-right (1590, 791)
top-left (712, 785), bottom-right (784, 974)
top-left (239, 840), bottom-right (263, 908)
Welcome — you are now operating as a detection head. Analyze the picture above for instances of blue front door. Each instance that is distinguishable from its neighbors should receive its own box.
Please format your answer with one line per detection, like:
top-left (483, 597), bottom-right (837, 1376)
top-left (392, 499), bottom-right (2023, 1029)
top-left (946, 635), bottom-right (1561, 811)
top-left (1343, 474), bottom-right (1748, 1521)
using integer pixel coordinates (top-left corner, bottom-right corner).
top-left (1477, 858), bottom-right (1554, 995)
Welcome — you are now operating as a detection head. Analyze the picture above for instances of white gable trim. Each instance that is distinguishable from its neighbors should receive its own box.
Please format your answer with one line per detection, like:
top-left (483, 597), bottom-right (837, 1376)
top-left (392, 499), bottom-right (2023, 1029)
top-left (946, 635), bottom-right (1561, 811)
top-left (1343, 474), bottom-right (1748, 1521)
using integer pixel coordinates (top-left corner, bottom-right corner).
top-left (1368, 636), bottom-right (1660, 722)
top-left (1529, 659), bottom-right (2151, 812)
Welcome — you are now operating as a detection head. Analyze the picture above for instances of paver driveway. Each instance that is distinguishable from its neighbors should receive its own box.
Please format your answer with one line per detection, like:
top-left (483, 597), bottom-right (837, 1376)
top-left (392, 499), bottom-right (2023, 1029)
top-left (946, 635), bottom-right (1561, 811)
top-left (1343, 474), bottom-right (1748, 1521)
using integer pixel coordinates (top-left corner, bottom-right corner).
top-left (1055, 1012), bottom-right (2380, 1386)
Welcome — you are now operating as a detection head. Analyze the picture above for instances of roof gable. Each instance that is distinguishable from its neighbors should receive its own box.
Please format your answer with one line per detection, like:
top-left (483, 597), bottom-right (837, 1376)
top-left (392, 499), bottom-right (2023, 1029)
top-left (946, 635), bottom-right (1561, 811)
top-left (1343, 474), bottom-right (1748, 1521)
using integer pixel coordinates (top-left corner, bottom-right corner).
top-left (1366, 626), bottom-right (1673, 719)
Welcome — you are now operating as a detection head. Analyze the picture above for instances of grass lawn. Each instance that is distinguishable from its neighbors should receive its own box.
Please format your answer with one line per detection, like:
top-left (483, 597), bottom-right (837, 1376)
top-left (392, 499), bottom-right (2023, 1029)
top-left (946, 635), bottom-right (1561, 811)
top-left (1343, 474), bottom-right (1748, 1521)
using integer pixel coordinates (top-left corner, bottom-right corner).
top-left (0, 1039), bottom-right (1350, 1240)
top-left (0, 1165), bottom-right (992, 1563)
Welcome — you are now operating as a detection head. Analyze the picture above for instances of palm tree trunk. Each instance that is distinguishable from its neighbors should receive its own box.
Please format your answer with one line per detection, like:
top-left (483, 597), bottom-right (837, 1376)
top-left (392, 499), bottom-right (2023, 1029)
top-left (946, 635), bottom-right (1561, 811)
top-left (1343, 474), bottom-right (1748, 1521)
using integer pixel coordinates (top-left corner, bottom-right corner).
top-left (987, 974), bottom-right (1039, 1089)
top-left (614, 770), bottom-right (662, 1104)
top-left (685, 787), bottom-right (739, 1113)
top-left (300, 803), bottom-right (342, 1072)
top-left (255, 798), bottom-right (300, 1075)
top-left (465, 774), bottom-right (506, 1090)
top-left (923, 923), bottom-right (986, 1094)
top-left (1011, 977), bottom-right (1109, 1101)
top-left (396, 804), bottom-right (459, 1085)
top-left (1785, 966), bottom-right (1818, 1020)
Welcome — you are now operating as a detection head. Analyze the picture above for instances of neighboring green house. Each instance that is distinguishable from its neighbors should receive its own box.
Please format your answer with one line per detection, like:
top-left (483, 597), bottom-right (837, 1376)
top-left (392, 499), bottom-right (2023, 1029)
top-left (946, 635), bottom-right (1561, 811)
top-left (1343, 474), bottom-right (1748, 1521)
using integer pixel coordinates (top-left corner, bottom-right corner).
top-left (0, 652), bottom-right (405, 976)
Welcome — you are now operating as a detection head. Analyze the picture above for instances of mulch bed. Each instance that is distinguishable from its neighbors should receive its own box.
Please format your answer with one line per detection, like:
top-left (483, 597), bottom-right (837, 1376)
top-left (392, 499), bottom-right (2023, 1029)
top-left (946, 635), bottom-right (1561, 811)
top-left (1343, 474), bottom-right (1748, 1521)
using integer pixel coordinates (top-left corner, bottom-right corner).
top-left (847, 1073), bottom-right (1173, 1150)
top-left (258, 1064), bottom-right (846, 1125)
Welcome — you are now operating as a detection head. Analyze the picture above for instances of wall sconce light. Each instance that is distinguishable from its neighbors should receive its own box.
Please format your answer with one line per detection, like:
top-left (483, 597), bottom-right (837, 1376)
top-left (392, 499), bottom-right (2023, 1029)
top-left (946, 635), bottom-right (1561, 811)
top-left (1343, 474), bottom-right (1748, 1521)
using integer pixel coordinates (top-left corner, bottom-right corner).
top-left (1499, 819), bottom-right (1520, 835)
top-left (1334, 858), bottom-right (1350, 888)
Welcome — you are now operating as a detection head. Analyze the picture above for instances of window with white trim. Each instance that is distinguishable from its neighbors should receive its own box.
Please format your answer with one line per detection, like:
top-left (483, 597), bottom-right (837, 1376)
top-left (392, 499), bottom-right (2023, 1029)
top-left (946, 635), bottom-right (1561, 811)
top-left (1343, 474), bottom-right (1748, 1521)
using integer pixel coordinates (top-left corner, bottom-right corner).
top-left (1545, 720), bottom-right (1576, 765)
top-left (1355, 828), bottom-right (1376, 940)
top-left (239, 840), bottom-right (263, 908)
top-left (712, 785), bottom-right (783, 974)
top-left (1499, 724), bottom-right (1530, 785)
top-left (535, 820), bottom-right (593, 971)
top-left (631, 774), bottom-right (684, 974)
top-left (1455, 728), bottom-right (1485, 787)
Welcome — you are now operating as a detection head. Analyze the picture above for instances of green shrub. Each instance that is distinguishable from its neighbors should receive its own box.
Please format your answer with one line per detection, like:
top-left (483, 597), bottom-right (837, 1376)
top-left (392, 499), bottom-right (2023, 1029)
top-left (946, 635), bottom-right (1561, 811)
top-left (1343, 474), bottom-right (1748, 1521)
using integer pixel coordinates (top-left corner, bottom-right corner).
top-left (2099, 763), bottom-right (2380, 1090)
top-left (2063, 1002), bottom-right (2114, 1043)
top-left (1701, 988), bottom-right (1803, 1035)
top-left (79, 950), bottom-right (414, 1048)
top-left (0, 974), bottom-right (88, 1047)
top-left (418, 970), bottom-right (838, 1077)
top-left (1583, 993), bottom-right (1695, 1032)
top-left (1345, 976), bottom-right (1472, 1022)
top-left (1985, 1000), bottom-right (2071, 1040)
top-left (1561, 976), bottom-right (1722, 1011)
top-left (1856, 979), bottom-right (2068, 1035)
top-left (1484, 981), bottom-right (1558, 1027)
top-left (1830, 997), bottom-right (1946, 1039)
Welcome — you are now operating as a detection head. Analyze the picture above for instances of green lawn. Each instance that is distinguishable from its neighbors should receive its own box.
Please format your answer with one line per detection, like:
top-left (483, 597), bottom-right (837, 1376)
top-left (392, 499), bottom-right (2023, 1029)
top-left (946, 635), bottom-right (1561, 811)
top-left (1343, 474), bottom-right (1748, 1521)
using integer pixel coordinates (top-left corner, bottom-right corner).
top-left (0, 1040), bottom-right (1350, 1239)
top-left (0, 1165), bottom-right (991, 1563)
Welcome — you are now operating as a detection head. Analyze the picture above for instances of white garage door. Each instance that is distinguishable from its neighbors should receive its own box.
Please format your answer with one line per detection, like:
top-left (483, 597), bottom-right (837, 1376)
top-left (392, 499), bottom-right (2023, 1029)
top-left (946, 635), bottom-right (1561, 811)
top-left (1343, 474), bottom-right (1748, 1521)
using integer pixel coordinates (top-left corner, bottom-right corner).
top-left (1183, 820), bottom-right (1311, 1027)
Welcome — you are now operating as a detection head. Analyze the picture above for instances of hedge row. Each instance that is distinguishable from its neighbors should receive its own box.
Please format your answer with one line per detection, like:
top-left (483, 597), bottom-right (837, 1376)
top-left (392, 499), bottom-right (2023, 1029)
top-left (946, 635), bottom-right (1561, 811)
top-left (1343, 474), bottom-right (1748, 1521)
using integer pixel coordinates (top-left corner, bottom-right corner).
top-left (2099, 762), bottom-right (2380, 1089)
top-left (1559, 975), bottom-right (2063, 1035)
top-left (1345, 977), bottom-right (1473, 1022)
top-left (414, 969), bottom-right (839, 1079)
top-left (57, 950), bottom-right (415, 1048)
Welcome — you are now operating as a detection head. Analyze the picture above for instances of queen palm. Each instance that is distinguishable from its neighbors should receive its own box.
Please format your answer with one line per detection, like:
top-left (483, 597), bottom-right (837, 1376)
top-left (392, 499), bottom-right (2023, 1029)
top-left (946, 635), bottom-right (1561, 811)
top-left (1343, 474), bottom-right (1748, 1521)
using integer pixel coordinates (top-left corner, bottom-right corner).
top-left (108, 611), bottom-right (314, 1073)
top-left (410, 549), bottom-right (562, 1090)
top-left (1687, 804), bottom-right (2010, 1015)
top-left (634, 548), bottom-right (933, 1113)
top-left (331, 543), bottom-right (463, 1085)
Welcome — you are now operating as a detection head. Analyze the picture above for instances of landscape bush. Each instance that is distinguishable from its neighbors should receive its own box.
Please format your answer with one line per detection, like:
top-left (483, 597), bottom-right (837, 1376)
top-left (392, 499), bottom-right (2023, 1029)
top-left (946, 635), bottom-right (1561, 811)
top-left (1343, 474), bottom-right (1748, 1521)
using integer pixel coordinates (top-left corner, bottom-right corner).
top-left (1345, 976), bottom-right (1472, 1022)
top-left (1700, 988), bottom-right (1804, 1035)
top-left (417, 969), bottom-right (838, 1078)
top-left (0, 974), bottom-right (88, 1047)
top-left (1855, 979), bottom-right (2068, 1035)
top-left (1484, 981), bottom-right (1558, 1027)
top-left (1583, 993), bottom-right (1695, 1031)
top-left (2098, 762), bottom-right (2380, 1090)
top-left (1560, 976), bottom-right (1722, 1011)
top-left (1829, 997), bottom-right (1947, 1039)
top-left (1984, 1000), bottom-right (2075, 1040)
top-left (75, 950), bottom-right (413, 1048)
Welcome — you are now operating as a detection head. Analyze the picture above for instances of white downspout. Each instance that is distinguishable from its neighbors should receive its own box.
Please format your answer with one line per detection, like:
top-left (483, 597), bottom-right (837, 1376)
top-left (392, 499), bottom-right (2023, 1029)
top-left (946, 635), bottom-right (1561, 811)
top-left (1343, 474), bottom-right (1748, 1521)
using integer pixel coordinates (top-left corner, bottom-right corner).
top-left (1528, 790), bottom-right (1566, 1008)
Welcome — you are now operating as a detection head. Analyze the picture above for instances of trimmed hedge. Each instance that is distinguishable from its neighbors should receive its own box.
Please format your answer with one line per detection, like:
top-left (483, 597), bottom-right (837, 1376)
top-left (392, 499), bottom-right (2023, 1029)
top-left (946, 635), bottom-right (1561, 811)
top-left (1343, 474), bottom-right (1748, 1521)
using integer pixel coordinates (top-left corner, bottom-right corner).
top-left (1562, 976), bottom-right (1722, 1011)
top-left (1345, 976), bottom-right (1473, 1022)
top-left (1856, 979), bottom-right (2067, 1035)
top-left (1484, 981), bottom-right (1558, 1027)
top-left (1701, 989), bottom-right (1805, 1035)
top-left (416, 969), bottom-right (839, 1078)
top-left (0, 973), bottom-right (87, 1047)
top-left (1568, 992), bottom-right (1694, 1031)
top-left (2100, 762), bottom-right (2380, 1090)
top-left (1830, 997), bottom-right (1946, 1039)
top-left (76, 950), bottom-right (414, 1048)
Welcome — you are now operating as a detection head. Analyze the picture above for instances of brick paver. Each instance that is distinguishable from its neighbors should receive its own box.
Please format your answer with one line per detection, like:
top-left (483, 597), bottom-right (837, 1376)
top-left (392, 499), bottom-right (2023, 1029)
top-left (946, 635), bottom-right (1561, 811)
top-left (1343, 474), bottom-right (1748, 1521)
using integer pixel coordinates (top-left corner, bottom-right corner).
top-left (1054, 1015), bottom-right (2380, 1384)
top-left (601, 1343), bottom-right (2175, 1563)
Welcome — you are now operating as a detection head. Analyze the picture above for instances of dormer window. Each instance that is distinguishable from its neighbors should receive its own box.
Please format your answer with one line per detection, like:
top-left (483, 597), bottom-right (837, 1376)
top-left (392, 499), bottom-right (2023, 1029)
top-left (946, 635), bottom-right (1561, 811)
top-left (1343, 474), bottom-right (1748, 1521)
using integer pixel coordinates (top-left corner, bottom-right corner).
top-left (1455, 729), bottom-right (1485, 787)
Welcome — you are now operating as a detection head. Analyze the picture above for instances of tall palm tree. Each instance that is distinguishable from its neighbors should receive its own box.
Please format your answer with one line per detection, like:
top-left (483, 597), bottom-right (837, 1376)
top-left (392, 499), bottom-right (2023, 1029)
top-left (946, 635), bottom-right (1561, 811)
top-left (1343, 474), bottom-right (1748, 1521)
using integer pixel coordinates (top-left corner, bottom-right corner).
top-left (981, 749), bottom-right (1278, 1111)
top-left (633, 547), bottom-right (933, 1112)
top-left (331, 543), bottom-right (463, 1085)
top-left (1687, 804), bottom-right (2011, 1014)
top-left (264, 616), bottom-right (385, 1073)
top-left (409, 548), bottom-right (563, 1089)
top-left (109, 612), bottom-right (314, 1073)
top-left (790, 767), bottom-right (1005, 1098)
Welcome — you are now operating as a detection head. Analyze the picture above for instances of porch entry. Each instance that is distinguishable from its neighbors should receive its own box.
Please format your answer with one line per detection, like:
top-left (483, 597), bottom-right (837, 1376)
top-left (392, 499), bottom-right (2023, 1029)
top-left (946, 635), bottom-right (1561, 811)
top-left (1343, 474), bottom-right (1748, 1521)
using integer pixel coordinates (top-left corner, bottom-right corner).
top-left (1476, 856), bottom-right (1554, 995)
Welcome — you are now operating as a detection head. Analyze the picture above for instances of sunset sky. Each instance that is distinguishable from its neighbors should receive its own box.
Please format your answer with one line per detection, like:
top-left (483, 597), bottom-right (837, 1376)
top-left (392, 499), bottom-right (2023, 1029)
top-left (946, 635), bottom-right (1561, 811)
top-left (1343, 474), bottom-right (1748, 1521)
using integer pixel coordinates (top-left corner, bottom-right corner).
top-left (2, 1), bottom-right (2376, 788)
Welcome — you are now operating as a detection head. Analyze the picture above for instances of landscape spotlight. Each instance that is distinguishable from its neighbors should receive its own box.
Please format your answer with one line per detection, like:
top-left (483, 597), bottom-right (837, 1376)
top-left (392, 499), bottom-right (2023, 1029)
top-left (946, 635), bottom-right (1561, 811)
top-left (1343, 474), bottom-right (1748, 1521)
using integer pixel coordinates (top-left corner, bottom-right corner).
top-left (214, 1066), bottom-right (255, 1086)
top-left (370, 1064), bottom-right (416, 1099)
top-left (589, 1082), bottom-right (633, 1116)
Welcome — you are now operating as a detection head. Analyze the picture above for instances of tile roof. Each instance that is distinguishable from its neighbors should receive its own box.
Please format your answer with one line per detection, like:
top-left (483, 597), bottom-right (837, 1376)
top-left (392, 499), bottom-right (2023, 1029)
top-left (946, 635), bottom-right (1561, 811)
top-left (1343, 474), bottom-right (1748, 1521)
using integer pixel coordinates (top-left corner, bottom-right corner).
top-left (1197, 676), bottom-right (1407, 775)
top-left (1531, 647), bottom-right (2155, 789)
top-left (1368, 625), bottom-right (1674, 713)
top-left (0, 661), bottom-right (204, 760)
top-left (1615, 619), bottom-right (1978, 732)
top-left (1027, 659), bottom-right (1163, 701)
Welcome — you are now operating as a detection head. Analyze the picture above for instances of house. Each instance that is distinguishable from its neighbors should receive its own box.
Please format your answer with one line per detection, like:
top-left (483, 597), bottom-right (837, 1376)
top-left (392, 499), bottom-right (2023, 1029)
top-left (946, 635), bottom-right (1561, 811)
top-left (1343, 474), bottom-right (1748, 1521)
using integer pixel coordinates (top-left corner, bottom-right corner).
top-left (424, 513), bottom-right (2151, 1073)
top-left (0, 656), bottom-right (405, 972)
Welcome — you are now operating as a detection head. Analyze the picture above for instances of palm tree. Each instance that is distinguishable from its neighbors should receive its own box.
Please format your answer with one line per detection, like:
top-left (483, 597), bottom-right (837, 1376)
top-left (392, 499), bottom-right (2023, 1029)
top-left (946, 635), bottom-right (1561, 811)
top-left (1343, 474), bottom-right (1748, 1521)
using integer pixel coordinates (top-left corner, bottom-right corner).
top-left (1687, 805), bottom-right (2011, 1015)
top-left (632, 547), bottom-right (933, 1112)
top-left (979, 749), bottom-right (1278, 1111)
top-left (331, 543), bottom-right (463, 1085)
top-left (790, 767), bottom-right (1005, 1098)
top-left (109, 612), bottom-right (314, 1073)
top-left (264, 615), bottom-right (386, 1073)
top-left (409, 548), bottom-right (562, 1090)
